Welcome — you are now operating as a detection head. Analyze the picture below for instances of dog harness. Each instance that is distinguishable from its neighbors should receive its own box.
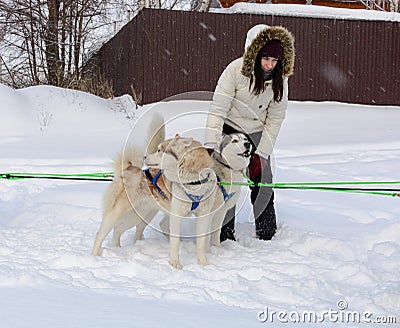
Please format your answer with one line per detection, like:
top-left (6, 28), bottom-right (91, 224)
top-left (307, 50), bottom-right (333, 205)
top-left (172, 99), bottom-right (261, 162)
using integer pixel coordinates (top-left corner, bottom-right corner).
top-left (144, 170), bottom-right (234, 211)
top-left (185, 174), bottom-right (235, 211)
top-left (182, 172), bottom-right (211, 211)
top-left (144, 169), bottom-right (169, 200)
top-left (184, 193), bottom-right (205, 211)
top-left (216, 175), bottom-right (235, 201)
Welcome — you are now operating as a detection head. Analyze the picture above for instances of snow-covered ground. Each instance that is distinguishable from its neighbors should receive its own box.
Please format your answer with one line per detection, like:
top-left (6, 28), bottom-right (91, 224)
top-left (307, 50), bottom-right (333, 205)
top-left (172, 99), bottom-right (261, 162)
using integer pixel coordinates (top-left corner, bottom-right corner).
top-left (0, 84), bottom-right (399, 327)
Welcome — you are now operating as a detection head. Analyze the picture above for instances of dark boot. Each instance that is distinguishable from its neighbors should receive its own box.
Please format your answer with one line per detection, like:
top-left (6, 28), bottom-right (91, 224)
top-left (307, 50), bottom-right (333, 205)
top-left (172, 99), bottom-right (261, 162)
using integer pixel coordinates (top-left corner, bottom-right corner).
top-left (220, 206), bottom-right (236, 242)
top-left (255, 196), bottom-right (277, 240)
top-left (249, 163), bottom-right (277, 241)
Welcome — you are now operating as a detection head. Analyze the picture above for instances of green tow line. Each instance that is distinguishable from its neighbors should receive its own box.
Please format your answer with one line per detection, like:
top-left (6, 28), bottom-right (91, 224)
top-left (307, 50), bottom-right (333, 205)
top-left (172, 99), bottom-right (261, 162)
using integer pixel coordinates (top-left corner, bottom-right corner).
top-left (217, 174), bottom-right (400, 197)
top-left (1, 172), bottom-right (114, 181)
top-left (1, 171), bottom-right (400, 197)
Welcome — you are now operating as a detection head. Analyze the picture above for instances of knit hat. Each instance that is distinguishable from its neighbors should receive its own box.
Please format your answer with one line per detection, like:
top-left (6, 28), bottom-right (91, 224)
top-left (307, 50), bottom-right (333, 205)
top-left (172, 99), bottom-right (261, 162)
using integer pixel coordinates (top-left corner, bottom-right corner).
top-left (259, 40), bottom-right (283, 59)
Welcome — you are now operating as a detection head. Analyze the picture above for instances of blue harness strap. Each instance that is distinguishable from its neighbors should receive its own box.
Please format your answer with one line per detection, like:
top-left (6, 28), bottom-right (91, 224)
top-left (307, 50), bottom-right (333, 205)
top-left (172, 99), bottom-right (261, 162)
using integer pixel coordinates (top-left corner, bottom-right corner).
top-left (187, 176), bottom-right (234, 211)
top-left (217, 175), bottom-right (235, 201)
top-left (144, 169), bottom-right (169, 200)
top-left (184, 193), bottom-right (205, 211)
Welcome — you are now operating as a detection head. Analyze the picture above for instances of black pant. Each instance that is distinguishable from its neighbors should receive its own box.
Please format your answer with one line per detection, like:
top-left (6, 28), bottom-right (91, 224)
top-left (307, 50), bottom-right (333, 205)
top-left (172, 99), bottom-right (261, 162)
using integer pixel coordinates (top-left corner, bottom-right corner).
top-left (220, 124), bottom-right (277, 242)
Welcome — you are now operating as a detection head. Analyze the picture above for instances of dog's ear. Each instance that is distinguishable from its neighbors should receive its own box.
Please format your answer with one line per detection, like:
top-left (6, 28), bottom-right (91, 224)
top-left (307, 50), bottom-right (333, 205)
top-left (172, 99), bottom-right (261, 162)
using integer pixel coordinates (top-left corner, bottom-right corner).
top-left (182, 137), bottom-right (193, 148)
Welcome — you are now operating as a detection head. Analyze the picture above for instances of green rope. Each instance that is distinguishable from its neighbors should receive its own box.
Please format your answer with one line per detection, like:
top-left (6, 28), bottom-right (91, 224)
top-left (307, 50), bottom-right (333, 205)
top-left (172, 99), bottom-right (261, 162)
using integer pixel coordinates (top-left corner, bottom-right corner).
top-left (2, 171), bottom-right (399, 197)
top-left (268, 185), bottom-right (400, 197)
top-left (273, 180), bottom-right (400, 187)
top-left (219, 181), bottom-right (399, 197)
top-left (1, 172), bottom-right (114, 181)
top-left (216, 173), bottom-right (400, 197)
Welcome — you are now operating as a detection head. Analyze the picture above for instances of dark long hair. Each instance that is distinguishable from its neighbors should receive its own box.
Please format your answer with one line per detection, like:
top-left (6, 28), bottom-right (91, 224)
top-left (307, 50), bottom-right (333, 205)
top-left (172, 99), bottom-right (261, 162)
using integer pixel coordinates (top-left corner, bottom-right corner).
top-left (249, 54), bottom-right (284, 102)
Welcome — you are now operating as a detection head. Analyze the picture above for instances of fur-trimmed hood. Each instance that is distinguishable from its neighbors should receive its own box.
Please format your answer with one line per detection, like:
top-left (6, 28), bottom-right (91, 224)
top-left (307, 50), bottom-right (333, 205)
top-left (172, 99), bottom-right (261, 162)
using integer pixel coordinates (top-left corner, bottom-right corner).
top-left (241, 25), bottom-right (295, 78)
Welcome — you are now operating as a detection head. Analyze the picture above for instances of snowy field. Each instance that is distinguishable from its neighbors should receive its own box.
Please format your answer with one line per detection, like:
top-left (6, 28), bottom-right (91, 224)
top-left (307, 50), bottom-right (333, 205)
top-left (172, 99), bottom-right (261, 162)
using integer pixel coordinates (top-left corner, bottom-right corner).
top-left (0, 83), bottom-right (399, 327)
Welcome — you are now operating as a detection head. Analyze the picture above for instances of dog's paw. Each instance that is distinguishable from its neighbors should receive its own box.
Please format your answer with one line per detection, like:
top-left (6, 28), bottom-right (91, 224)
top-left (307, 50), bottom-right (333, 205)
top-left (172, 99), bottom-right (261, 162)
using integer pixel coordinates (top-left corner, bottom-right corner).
top-left (211, 240), bottom-right (221, 247)
top-left (198, 258), bottom-right (210, 266)
top-left (169, 259), bottom-right (183, 270)
top-left (92, 248), bottom-right (101, 256)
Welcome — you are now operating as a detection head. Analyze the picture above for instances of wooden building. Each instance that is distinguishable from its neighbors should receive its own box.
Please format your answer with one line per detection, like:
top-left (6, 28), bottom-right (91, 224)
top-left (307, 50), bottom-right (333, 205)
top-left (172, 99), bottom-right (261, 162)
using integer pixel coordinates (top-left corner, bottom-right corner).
top-left (84, 8), bottom-right (400, 106)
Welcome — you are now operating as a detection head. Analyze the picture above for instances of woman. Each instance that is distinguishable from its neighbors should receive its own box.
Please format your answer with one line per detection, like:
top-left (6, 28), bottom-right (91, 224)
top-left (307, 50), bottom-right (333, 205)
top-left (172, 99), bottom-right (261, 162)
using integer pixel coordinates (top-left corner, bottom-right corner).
top-left (204, 24), bottom-right (295, 242)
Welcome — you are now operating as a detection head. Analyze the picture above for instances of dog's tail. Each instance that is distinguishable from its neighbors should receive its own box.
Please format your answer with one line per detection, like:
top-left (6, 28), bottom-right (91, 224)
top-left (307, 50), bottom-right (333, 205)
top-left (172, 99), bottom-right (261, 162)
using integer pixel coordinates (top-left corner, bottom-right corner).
top-left (114, 112), bottom-right (165, 176)
top-left (146, 111), bottom-right (165, 155)
top-left (113, 146), bottom-right (143, 177)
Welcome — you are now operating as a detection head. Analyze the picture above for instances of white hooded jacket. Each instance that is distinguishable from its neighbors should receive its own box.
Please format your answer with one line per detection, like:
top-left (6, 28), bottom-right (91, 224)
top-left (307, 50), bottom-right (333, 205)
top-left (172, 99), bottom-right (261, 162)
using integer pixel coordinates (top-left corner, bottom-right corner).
top-left (205, 25), bottom-right (295, 158)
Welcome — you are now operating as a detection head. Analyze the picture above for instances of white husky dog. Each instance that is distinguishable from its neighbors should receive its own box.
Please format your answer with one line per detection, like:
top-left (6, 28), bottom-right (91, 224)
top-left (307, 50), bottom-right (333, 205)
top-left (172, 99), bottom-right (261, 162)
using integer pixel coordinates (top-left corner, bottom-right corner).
top-left (92, 113), bottom-right (167, 256)
top-left (158, 133), bottom-right (252, 250)
top-left (208, 133), bottom-right (252, 246)
top-left (92, 114), bottom-right (217, 269)
top-left (144, 135), bottom-right (217, 269)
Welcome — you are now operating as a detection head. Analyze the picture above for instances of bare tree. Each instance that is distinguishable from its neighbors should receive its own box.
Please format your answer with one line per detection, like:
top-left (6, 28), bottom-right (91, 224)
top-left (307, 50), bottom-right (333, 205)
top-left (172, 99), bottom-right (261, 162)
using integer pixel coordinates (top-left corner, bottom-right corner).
top-left (389, 0), bottom-right (399, 11)
top-left (197, 0), bottom-right (212, 11)
top-left (0, 0), bottom-right (110, 87)
top-left (0, 0), bottom-right (207, 88)
top-left (46, 0), bottom-right (60, 85)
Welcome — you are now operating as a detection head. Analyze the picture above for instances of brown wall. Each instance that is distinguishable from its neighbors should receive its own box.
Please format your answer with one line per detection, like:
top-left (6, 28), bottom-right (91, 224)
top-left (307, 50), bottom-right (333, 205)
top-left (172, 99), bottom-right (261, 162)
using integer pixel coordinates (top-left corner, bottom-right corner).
top-left (87, 8), bottom-right (400, 106)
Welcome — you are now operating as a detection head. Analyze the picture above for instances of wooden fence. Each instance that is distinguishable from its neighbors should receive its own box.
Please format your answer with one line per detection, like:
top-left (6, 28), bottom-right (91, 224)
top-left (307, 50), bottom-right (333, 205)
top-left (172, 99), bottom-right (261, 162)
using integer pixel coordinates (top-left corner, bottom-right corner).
top-left (84, 8), bottom-right (400, 106)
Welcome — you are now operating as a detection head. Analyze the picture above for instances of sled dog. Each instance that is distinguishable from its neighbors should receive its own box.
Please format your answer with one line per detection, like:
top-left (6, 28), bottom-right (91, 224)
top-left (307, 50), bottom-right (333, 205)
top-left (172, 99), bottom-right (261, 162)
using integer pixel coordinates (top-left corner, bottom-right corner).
top-left (92, 112), bottom-right (167, 257)
top-left (208, 133), bottom-right (252, 246)
top-left (92, 115), bottom-right (217, 269)
top-left (159, 133), bottom-right (252, 248)
top-left (144, 135), bottom-right (217, 269)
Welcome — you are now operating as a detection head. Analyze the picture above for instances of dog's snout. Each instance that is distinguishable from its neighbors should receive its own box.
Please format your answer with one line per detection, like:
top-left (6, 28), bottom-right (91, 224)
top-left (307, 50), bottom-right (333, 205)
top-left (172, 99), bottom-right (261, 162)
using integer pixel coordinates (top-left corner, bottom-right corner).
top-left (244, 142), bottom-right (251, 149)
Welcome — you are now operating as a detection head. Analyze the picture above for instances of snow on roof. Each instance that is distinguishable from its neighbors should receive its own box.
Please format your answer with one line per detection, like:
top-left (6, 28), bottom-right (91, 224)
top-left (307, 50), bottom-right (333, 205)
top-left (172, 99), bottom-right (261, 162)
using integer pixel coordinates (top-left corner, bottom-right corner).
top-left (212, 3), bottom-right (400, 22)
